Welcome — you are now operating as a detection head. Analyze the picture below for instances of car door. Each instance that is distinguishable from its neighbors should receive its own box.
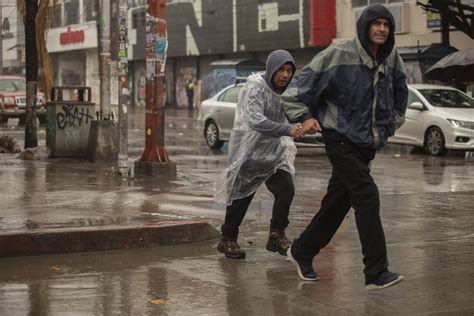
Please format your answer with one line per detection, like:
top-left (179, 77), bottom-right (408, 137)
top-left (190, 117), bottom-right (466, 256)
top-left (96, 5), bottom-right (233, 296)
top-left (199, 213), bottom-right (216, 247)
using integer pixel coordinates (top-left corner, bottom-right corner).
top-left (391, 89), bottom-right (425, 145)
top-left (216, 86), bottom-right (241, 139)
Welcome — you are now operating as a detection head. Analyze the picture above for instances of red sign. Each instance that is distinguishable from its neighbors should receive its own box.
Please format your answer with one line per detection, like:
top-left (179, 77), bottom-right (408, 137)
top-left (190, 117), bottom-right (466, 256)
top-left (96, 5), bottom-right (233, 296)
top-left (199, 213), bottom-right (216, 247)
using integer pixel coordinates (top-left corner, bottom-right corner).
top-left (310, 0), bottom-right (336, 47)
top-left (60, 27), bottom-right (85, 45)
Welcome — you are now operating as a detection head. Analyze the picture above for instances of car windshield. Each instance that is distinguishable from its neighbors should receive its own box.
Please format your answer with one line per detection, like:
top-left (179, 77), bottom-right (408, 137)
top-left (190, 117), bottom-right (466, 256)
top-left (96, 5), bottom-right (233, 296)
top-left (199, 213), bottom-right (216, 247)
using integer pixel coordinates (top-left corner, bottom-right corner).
top-left (418, 89), bottom-right (474, 108)
top-left (0, 79), bottom-right (26, 91)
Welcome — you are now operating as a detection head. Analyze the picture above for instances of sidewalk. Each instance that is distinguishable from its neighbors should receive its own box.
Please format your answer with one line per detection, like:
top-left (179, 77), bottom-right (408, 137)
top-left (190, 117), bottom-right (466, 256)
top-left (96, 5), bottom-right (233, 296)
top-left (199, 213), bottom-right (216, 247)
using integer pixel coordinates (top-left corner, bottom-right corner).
top-left (0, 152), bottom-right (220, 257)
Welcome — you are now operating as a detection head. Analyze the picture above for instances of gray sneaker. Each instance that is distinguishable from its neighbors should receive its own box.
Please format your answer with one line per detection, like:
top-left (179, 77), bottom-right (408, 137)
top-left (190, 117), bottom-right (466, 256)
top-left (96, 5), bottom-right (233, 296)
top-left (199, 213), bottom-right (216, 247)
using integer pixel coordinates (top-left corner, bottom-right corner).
top-left (266, 228), bottom-right (291, 256)
top-left (217, 238), bottom-right (246, 259)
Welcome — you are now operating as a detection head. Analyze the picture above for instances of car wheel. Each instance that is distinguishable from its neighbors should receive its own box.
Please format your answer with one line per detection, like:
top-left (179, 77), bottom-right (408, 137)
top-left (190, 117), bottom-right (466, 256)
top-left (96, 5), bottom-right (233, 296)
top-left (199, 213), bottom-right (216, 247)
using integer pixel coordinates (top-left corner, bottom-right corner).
top-left (205, 120), bottom-right (224, 149)
top-left (424, 127), bottom-right (447, 156)
top-left (1, 116), bottom-right (7, 124)
top-left (38, 116), bottom-right (47, 125)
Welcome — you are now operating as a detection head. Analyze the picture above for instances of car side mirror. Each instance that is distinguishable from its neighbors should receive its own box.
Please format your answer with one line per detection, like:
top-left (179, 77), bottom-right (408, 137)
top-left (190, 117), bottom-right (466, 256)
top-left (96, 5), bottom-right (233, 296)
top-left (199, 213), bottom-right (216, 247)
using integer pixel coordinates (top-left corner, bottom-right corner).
top-left (409, 101), bottom-right (424, 111)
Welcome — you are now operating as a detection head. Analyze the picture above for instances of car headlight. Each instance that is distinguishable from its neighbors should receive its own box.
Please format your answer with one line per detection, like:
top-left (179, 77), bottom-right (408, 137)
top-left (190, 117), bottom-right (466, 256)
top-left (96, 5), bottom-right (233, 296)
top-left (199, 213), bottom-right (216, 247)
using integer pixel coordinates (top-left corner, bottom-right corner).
top-left (3, 97), bottom-right (15, 104)
top-left (447, 119), bottom-right (474, 130)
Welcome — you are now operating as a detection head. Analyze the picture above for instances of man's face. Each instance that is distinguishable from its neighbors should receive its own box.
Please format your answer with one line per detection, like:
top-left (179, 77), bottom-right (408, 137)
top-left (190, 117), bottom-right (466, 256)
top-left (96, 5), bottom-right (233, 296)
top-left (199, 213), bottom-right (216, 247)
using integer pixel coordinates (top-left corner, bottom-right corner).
top-left (368, 18), bottom-right (390, 46)
top-left (272, 64), bottom-right (294, 89)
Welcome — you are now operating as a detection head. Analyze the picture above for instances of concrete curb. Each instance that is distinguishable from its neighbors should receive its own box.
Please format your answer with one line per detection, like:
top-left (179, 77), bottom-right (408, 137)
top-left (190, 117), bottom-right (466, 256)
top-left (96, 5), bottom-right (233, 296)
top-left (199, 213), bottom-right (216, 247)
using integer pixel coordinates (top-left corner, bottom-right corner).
top-left (0, 221), bottom-right (220, 258)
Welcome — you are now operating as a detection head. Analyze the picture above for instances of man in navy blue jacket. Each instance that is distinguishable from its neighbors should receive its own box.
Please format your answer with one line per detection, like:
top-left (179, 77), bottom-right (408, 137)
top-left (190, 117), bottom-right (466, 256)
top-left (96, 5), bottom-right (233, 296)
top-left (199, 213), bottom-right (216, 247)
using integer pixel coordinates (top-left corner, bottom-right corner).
top-left (283, 4), bottom-right (408, 290)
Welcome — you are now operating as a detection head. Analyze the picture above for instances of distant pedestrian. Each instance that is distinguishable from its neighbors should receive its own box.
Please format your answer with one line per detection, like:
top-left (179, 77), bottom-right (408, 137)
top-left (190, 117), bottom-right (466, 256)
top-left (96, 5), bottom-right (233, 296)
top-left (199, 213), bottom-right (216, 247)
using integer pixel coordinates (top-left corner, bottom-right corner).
top-left (186, 80), bottom-right (194, 110)
top-left (214, 50), bottom-right (304, 259)
top-left (283, 4), bottom-right (408, 290)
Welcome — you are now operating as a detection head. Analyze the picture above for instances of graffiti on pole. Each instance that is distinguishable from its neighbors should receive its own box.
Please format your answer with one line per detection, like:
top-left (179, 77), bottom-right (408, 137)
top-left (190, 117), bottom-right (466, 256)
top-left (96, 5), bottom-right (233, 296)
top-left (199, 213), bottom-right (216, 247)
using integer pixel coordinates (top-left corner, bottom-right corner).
top-left (117, 0), bottom-right (130, 172)
top-left (139, 0), bottom-right (171, 163)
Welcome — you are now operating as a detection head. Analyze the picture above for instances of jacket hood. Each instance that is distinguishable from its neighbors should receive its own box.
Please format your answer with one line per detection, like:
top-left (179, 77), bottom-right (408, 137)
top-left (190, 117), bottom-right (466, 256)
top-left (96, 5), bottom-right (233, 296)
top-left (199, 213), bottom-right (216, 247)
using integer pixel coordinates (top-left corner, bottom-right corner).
top-left (264, 50), bottom-right (296, 94)
top-left (356, 4), bottom-right (395, 63)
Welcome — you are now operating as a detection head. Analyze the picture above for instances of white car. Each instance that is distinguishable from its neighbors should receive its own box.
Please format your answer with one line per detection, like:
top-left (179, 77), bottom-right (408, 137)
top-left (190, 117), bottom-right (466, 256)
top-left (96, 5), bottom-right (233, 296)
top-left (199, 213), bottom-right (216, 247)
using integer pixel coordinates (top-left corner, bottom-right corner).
top-left (198, 82), bottom-right (324, 149)
top-left (389, 84), bottom-right (474, 156)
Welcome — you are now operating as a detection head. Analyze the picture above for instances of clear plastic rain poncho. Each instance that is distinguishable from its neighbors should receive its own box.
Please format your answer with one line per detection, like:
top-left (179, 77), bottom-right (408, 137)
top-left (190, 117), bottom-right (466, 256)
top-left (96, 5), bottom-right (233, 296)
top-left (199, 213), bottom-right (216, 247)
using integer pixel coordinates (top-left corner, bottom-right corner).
top-left (214, 73), bottom-right (297, 205)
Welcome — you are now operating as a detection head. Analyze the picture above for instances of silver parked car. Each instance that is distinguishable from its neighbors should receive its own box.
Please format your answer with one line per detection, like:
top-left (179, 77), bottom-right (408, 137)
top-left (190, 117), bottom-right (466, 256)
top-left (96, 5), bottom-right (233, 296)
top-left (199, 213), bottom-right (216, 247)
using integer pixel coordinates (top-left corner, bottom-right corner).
top-left (198, 83), bottom-right (324, 149)
top-left (388, 84), bottom-right (474, 156)
top-left (199, 83), bottom-right (474, 156)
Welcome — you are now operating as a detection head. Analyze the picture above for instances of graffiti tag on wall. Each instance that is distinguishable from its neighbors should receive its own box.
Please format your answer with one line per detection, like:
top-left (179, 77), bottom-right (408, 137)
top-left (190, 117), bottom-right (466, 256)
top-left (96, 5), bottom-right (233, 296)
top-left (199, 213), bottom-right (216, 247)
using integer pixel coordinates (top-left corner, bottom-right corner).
top-left (56, 104), bottom-right (93, 129)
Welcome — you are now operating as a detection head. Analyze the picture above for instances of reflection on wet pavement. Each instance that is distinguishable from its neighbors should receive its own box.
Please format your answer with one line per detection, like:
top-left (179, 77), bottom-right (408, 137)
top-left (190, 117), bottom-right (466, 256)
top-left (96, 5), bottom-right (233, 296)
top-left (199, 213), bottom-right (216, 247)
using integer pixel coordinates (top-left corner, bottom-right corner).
top-left (1, 108), bottom-right (473, 314)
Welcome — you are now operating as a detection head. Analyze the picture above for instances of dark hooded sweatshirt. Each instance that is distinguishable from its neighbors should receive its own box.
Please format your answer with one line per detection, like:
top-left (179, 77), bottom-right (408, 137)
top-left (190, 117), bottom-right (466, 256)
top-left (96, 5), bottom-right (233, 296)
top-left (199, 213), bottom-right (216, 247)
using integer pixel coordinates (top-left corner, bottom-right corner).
top-left (283, 4), bottom-right (408, 149)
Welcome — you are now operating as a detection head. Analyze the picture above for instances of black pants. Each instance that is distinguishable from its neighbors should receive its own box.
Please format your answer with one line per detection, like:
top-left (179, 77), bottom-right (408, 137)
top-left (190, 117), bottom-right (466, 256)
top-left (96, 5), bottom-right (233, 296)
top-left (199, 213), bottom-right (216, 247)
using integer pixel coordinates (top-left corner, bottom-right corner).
top-left (187, 95), bottom-right (193, 109)
top-left (221, 169), bottom-right (294, 240)
top-left (292, 141), bottom-right (388, 282)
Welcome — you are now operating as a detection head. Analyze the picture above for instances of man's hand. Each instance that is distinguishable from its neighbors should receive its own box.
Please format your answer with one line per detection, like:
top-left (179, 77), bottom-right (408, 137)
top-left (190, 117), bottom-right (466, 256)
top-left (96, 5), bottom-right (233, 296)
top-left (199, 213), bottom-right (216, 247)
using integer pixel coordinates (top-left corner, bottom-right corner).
top-left (289, 125), bottom-right (305, 139)
top-left (302, 118), bottom-right (321, 134)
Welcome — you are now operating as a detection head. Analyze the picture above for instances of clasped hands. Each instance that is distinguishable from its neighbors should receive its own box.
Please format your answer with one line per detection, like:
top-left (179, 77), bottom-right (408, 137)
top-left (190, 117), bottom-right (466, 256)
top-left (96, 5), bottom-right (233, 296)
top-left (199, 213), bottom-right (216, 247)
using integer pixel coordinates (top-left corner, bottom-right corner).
top-left (289, 118), bottom-right (321, 139)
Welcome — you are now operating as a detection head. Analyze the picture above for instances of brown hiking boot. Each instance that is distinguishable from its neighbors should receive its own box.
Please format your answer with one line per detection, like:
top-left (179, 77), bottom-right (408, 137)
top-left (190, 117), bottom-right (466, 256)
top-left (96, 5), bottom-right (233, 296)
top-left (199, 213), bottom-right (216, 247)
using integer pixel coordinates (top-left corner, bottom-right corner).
top-left (266, 228), bottom-right (291, 256)
top-left (217, 238), bottom-right (246, 259)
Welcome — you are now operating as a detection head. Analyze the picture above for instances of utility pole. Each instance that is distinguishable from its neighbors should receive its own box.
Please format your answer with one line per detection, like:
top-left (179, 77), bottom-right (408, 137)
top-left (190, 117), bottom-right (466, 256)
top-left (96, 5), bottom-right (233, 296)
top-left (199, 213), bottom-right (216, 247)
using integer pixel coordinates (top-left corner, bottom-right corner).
top-left (117, 0), bottom-right (129, 176)
top-left (24, 0), bottom-right (39, 148)
top-left (96, 0), bottom-right (111, 116)
top-left (0, 4), bottom-right (3, 75)
top-left (134, 0), bottom-right (176, 177)
top-left (88, 0), bottom-right (118, 162)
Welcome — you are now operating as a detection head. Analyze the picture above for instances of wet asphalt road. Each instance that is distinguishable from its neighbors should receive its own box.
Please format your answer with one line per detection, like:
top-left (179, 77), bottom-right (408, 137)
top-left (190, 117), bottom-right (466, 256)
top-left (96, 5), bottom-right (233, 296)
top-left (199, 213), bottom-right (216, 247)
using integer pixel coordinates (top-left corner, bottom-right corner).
top-left (0, 108), bottom-right (473, 315)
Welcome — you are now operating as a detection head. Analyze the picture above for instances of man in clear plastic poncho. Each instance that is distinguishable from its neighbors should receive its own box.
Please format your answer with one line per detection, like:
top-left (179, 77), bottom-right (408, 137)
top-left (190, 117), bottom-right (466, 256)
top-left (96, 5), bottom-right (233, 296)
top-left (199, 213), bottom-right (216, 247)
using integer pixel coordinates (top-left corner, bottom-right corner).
top-left (214, 50), bottom-right (304, 259)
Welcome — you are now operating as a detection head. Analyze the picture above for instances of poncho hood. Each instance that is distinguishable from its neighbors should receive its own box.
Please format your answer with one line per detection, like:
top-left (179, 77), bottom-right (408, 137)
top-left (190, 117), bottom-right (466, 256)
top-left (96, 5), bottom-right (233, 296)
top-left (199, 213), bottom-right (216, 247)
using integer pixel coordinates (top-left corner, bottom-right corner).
top-left (264, 49), bottom-right (296, 94)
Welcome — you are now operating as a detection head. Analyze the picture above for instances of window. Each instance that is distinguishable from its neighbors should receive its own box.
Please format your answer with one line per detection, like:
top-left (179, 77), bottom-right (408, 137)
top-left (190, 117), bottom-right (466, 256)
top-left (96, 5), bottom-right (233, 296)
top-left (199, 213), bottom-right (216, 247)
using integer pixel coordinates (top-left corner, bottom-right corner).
top-left (65, 0), bottom-right (80, 25)
top-left (223, 86), bottom-right (242, 103)
top-left (353, 0), bottom-right (404, 8)
top-left (84, 0), bottom-right (96, 22)
top-left (407, 91), bottom-right (422, 109)
top-left (217, 91), bottom-right (227, 102)
top-left (354, 1), bottom-right (408, 33)
top-left (418, 89), bottom-right (474, 109)
top-left (132, 9), bottom-right (146, 29)
top-left (217, 86), bottom-right (241, 103)
top-left (50, 4), bottom-right (62, 28)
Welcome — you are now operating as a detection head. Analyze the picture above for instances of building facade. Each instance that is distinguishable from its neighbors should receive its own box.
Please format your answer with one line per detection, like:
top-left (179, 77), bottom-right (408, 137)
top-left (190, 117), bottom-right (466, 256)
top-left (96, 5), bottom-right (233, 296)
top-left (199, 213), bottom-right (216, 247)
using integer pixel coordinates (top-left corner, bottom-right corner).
top-left (1, 0), bottom-right (472, 106)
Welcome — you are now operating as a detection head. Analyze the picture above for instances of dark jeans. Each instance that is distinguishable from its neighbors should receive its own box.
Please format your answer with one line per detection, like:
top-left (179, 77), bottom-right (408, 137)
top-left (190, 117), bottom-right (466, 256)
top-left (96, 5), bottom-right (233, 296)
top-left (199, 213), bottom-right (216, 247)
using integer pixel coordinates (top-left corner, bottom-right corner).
top-left (292, 141), bottom-right (388, 282)
top-left (221, 169), bottom-right (294, 240)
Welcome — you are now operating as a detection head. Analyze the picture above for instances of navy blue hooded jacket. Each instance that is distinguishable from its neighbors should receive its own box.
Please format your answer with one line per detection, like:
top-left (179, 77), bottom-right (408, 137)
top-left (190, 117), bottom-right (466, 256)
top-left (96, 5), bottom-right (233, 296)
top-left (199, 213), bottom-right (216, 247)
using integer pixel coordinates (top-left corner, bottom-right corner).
top-left (283, 4), bottom-right (408, 149)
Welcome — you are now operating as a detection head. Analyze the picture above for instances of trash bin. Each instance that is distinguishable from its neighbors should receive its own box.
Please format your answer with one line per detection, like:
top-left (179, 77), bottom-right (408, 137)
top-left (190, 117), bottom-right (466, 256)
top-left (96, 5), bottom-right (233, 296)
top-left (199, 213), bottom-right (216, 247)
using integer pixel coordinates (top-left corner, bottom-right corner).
top-left (46, 87), bottom-right (95, 157)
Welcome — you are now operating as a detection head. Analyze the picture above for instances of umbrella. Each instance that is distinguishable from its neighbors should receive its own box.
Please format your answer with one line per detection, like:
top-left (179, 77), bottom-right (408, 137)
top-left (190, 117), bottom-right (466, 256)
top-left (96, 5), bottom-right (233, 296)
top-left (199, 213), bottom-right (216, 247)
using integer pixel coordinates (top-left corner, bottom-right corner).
top-left (425, 48), bottom-right (474, 83)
